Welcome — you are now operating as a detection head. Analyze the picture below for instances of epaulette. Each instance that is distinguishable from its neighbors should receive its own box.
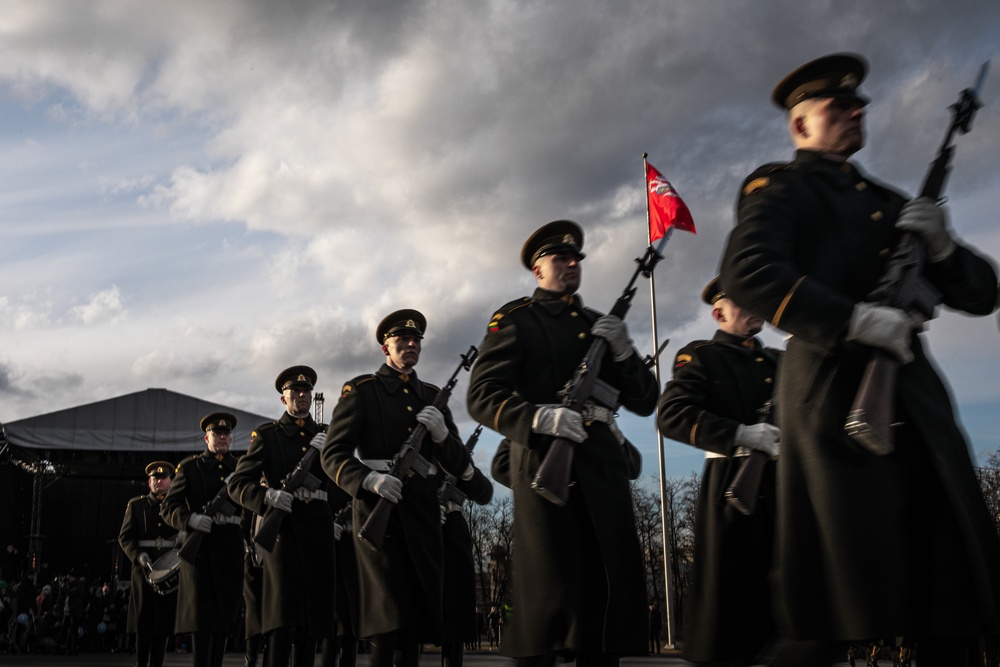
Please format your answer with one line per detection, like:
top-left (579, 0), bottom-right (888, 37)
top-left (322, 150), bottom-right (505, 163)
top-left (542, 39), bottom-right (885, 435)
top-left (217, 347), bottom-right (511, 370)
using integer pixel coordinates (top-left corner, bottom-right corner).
top-left (340, 374), bottom-right (376, 399)
top-left (487, 297), bottom-right (531, 333)
top-left (741, 162), bottom-right (794, 197)
top-left (125, 495), bottom-right (144, 509)
top-left (175, 454), bottom-right (199, 473)
top-left (250, 421), bottom-right (278, 439)
top-left (674, 340), bottom-right (711, 369)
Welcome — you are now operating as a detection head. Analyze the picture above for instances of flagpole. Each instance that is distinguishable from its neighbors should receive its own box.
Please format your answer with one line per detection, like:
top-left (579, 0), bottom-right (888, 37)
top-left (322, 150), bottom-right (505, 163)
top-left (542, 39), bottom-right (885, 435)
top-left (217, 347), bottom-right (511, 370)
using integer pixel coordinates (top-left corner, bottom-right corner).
top-left (643, 152), bottom-right (676, 650)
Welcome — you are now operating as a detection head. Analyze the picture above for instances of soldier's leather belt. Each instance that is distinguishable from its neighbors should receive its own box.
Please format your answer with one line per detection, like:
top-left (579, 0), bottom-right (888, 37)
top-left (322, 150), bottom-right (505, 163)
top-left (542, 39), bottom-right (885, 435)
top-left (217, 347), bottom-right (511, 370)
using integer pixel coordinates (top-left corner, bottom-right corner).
top-left (362, 458), bottom-right (437, 476)
top-left (213, 515), bottom-right (242, 525)
top-left (705, 447), bottom-right (751, 459)
top-left (137, 537), bottom-right (177, 548)
top-left (295, 488), bottom-right (328, 502)
top-left (581, 401), bottom-right (626, 446)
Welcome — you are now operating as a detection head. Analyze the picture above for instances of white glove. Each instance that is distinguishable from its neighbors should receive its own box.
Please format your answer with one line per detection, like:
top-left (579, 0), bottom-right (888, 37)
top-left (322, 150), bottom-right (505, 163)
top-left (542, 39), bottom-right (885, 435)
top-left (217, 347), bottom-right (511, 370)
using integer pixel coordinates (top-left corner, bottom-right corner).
top-left (895, 197), bottom-right (956, 262)
top-left (591, 315), bottom-right (634, 362)
top-left (137, 552), bottom-right (152, 569)
top-left (187, 513), bottom-right (213, 533)
top-left (362, 471), bottom-right (403, 503)
top-left (460, 463), bottom-right (475, 481)
top-left (416, 406), bottom-right (449, 443)
top-left (310, 432), bottom-right (327, 450)
top-left (735, 423), bottom-right (781, 458)
top-left (333, 523), bottom-right (344, 541)
top-left (265, 488), bottom-right (295, 513)
top-left (532, 405), bottom-right (587, 443)
top-left (847, 302), bottom-right (917, 364)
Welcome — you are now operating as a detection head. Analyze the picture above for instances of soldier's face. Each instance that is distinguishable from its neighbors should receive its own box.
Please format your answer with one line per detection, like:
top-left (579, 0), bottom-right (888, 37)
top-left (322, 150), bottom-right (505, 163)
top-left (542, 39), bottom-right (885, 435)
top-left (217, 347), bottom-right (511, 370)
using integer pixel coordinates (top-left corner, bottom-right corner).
top-left (383, 334), bottom-right (421, 371)
top-left (281, 387), bottom-right (313, 417)
top-left (792, 97), bottom-right (865, 157)
top-left (533, 252), bottom-right (582, 294)
top-left (714, 298), bottom-right (764, 338)
top-left (205, 428), bottom-right (232, 454)
top-left (148, 475), bottom-right (172, 495)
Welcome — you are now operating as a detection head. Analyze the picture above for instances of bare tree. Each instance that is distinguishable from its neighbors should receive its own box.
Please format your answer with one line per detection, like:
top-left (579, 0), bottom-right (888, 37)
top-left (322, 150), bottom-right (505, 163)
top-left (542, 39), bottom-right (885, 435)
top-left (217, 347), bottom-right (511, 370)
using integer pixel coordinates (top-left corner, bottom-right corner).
top-left (466, 494), bottom-right (514, 609)
top-left (976, 450), bottom-right (1000, 537)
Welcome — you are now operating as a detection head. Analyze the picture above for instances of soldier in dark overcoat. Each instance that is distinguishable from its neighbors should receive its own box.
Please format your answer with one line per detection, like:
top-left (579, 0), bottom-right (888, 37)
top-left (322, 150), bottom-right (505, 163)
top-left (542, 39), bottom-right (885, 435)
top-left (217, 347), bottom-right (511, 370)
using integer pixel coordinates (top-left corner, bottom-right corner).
top-left (160, 412), bottom-right (245, 667)
top-left (439, 435), bottom-right (494, 667)
top-left (720, 53), bottom-right (1000, 665)
top-left (228, 365), bottom-right (337, 667)
top-left (118, 460), bottom-right (179, 667)
top-left (466, 221), bottom-right (658, 667)
top-left (321, 485), bottom-right (361, 667)
top-left (240, 508), bottom-right (266, 667)
top-left (657, 276), bottom-right (780, 665)
top-left (321, 309), bottom-right (472, 667)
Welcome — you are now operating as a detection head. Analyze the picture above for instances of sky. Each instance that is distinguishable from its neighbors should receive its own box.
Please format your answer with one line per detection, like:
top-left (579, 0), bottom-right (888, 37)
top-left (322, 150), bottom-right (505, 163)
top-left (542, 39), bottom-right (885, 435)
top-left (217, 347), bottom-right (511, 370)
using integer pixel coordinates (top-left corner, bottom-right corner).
top-left (1, 0), bottom-right (999, 487)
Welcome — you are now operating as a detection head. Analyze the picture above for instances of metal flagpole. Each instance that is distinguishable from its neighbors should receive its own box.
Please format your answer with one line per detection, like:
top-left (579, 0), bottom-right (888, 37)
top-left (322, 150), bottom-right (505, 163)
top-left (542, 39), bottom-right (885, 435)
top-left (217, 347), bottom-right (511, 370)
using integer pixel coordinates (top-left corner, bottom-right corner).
top-left (643, 152), bottom-right (675, 648)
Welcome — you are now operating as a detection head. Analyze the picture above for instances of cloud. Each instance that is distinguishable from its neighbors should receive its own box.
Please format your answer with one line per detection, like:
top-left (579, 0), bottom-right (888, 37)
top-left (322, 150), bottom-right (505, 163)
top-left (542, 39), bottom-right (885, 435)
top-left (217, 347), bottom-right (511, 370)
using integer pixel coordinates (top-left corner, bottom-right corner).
top-left (69, 286), bottom-right (127, 325)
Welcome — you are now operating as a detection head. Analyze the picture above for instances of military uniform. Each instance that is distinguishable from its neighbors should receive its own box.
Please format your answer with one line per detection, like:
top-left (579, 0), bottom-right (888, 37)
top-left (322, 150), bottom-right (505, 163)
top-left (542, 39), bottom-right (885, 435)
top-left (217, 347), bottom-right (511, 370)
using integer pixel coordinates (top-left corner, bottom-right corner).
top-left (657, 327), bottom-right (779, 664)
top-left (160, 415), bottom-right (244, 667)
top-left (720, 55), bottom-right (1000, 651)
top-left (118, 461), bottom-right (178, 667)
top-left (467, 227), bottom-right (658, 661)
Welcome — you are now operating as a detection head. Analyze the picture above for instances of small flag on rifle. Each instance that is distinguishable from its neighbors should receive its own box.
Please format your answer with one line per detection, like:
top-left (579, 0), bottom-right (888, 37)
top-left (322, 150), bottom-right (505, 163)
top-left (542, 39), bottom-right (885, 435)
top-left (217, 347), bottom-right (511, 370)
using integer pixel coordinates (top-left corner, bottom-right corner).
top-left (646, 162), bottom-right (695, 242)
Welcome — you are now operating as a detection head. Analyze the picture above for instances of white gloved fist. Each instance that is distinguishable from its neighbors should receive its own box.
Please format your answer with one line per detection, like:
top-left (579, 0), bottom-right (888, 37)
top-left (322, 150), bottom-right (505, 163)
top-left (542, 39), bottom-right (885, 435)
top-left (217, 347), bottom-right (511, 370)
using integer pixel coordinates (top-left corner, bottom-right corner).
top-left (333, 523), bottom-right (344, 541)
top-left (363, 472), bottom-right (403, 503)
top-left (310, 432), bottom-right (327, 450)
top-left (895, 197), bottom-right (956, 262)
top-left (591, 314), bottom-right (635, 362)
top-left (847, 302), bottom-right (916, 364)
top-left (416, 406), bottom-right (449, 443)
top-left (137, 552), bottom-right (152, 569)
top-left (532, 405), bottom-right (587, 443)
top-left (735, 423), bottom-right (781, 458)
top-left (265, 488), bottom-right (295, 513)
top-left (187, 512), bottom-right (213, 533)
top-left (460, 463), bottom-right (475, 481)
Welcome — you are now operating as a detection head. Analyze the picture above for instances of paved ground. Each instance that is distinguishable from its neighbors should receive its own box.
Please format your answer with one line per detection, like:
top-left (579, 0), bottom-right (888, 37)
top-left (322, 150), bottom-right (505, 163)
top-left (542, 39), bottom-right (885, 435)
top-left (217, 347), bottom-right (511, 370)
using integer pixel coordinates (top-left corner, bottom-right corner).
top-left (0, 649), bottom-right (695, 667)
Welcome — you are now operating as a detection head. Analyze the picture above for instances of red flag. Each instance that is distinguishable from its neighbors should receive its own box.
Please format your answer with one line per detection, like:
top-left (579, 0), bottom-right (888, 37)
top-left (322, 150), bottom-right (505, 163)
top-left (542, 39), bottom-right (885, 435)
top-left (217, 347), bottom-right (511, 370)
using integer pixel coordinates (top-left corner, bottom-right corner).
top-left (646, 161), bottom-right (695, 241)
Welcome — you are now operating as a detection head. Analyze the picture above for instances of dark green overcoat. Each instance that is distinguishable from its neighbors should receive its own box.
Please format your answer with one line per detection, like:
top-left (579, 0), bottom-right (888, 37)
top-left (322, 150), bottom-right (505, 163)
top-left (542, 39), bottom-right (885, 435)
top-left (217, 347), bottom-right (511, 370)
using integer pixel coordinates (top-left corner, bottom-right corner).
top-left (118, 493), bottom-right (178, 635)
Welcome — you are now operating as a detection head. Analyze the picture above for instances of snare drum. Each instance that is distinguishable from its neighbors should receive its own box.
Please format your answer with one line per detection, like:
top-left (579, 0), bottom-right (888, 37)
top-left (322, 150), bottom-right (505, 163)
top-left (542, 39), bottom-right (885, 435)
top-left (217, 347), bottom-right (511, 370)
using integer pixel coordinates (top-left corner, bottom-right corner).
top-left (146, 549), bottom-right (181, 596)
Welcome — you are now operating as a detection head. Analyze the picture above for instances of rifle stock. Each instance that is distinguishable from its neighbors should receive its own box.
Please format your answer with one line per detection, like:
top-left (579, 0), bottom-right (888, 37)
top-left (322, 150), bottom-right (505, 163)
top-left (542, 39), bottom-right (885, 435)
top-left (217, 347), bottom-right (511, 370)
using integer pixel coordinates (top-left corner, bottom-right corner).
top-left (532, 244), bottom-right (665, 506)
top-left (357, 346), bottom-right (478, 550)
top-left (179, 473), bottom-right (237, 563)
top-left (845, 62), bottom-right (986, 454)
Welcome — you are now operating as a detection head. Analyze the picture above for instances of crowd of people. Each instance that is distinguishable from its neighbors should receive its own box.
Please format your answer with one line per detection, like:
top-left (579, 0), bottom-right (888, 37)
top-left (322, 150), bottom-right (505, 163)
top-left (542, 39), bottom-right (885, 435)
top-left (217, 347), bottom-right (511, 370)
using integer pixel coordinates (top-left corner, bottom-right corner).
top-left (4, 51), bottom-right (1000, 667)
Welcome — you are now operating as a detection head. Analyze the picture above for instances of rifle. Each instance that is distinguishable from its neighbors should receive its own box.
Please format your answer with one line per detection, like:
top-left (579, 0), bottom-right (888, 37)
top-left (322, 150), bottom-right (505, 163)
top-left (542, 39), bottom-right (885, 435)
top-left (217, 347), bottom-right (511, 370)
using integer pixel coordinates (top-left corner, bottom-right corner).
top-left (531, 243), bottom-right (666, 506)
top-left (254, 426), bottom-right (329, 552)
top-left (357, 346), bottom-right (479, 550)
top-left (178, 473), bottom-right (238, 563)
top-left (439, 425), bottom-right (483, 506)
top-left (724, 400), bottom-right (774, 515)
top-left (845, 62), bottom-right (989, 454)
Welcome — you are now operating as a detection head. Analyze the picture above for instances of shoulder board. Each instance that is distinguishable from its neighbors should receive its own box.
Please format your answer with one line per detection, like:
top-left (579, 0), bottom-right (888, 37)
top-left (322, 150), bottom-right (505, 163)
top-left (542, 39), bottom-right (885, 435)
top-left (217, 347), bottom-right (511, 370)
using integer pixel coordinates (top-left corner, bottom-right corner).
top-left (251, 421), bottom-right (278, 439)
top-left (125, 495), bottom-right (144, 508)
top-left (674, 340), bottom-right (712, 369)
top-left (741, 162), bottom-right (793, 197)
top-left (340, 374), bottom-right (376, 399)
top-left (487, 297), bottom-right (531, 333)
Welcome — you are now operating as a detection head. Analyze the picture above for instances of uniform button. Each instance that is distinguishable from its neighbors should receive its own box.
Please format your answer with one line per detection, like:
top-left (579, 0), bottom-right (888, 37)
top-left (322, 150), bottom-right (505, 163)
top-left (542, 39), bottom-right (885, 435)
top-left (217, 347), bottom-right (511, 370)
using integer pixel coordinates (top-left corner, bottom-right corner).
top-left (302, 447), bottom-right (307, 452)
top-left (578, 332), bottom-right (586, 340)
top-left (855, 182), bottom-right (867, 191)
top-left (407, 406), bottom-right (413, 412)
top-left (765, 378), bottom-right (773, 384)
top-left (871, 210), bottom-right (883, 222)
top-left (403, 388), bottom-right (409, 394)
top-left (755, 357), bottom-right (763, 362)
top-left (570, 311), bottom-right (578, 317)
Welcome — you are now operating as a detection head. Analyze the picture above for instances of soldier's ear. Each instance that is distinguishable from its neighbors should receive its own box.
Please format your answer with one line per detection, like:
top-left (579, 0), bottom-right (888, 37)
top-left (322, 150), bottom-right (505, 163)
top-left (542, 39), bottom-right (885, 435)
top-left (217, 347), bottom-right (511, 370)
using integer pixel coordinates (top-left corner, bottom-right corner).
top-left (381, 344), bottom-right (390, 356)
top-left (712, 306), bottom-right (726, 323)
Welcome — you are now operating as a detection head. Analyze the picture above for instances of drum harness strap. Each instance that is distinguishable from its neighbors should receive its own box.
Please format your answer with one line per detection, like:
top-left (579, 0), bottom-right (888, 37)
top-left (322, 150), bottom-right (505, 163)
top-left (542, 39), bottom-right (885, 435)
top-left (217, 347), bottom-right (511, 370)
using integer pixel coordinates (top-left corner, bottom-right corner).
top-left (138, 537), bottom-right (178, 548)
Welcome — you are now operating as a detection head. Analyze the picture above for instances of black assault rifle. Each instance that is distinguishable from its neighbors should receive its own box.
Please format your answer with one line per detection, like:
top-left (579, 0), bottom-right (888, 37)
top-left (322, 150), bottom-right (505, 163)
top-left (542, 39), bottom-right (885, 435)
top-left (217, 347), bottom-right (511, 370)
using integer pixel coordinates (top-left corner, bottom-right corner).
top-left (179, 473), bottom-right (238, 563)
top-left (724, 400), bottom-right (774, 515)
top-left (531, 244), bottom-right (666, 506)
top-left (845, 62), bottom-right (989, 454)
top-left (439, 425), bottom-right (484, 506)
top-left (254, 426), bottom-right (329, 552)
top-left (358, 346), bottom-right (479, 550)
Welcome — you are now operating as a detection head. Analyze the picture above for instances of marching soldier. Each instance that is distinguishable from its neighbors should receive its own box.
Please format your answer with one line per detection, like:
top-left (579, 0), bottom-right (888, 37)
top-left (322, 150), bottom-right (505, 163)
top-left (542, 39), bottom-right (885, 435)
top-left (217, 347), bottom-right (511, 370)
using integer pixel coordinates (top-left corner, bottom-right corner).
top-left (228, 366), bottom-right (337, 667)
top-left (160, 413), bottom-right (244, 667)
top-left (657, 276), bottom-right (780, 665)
top-left (118, 461), bottom-right (179, 667)
top-left (467, 221), bottom-right (658, 667)
top-left (321, 309), bottom-right (472, 667)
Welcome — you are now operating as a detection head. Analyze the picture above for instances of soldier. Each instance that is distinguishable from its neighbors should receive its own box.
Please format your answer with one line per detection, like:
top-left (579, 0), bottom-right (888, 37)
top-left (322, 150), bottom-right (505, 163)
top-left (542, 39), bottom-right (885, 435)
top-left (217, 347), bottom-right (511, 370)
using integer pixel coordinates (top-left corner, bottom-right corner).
top-left (467, 220), bottom-right (658, 667)
top-left (719, 53), bottom-right (1000, 664)
top-left (321, 309), bottom-right (472, 667)
top-left (439, 430), bottom-right (494, 667)
top-left (118, 461), bottom-right (179, 667)
top-left (160, 413), bottom-right (244, 667)
top-left (228, 366), bottom-right (337, 667)
top-left (657, 276), bottom-right (780, 666)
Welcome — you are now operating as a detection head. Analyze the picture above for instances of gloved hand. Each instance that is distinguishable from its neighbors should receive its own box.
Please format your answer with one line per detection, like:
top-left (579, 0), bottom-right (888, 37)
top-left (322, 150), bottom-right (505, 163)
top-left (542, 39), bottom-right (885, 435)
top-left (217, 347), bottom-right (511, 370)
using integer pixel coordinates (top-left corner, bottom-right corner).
top-left (532, 405), bottom-right (587, 443)
top-left (362, 472), bottom-right (403, 503)
top-left (188, 512), bottom-right (213, 533)
top-left (265, 488), bottom-right (295, 513)
top-left (735, 423), bottom-right (781, 458)
top-left (333, 523), bottom-right (344, 541)
top-left (137, 552), bottom-right (152, 569)
top-left (846, 302), bottom-right (917, 364)
top-left (460, 463), bottom-right (475, 481)
top-left (591, 314), bottom-right (635, 362)
top-left (895, 197), bottom-right (956, 262)
top-left (310, 432), bottom-right (327, 450)
top-left (416, 406), bottom-right (449, 443)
